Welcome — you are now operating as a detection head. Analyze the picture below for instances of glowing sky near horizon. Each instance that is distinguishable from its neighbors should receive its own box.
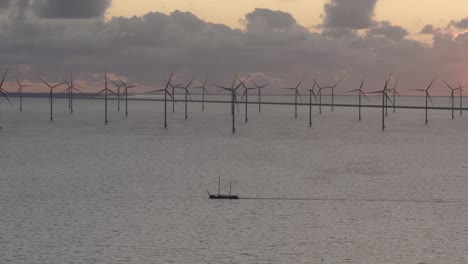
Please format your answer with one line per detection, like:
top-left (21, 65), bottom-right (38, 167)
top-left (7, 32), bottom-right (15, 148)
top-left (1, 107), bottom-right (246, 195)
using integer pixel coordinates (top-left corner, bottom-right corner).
top-left (108, 0), bottom-right (468, 34)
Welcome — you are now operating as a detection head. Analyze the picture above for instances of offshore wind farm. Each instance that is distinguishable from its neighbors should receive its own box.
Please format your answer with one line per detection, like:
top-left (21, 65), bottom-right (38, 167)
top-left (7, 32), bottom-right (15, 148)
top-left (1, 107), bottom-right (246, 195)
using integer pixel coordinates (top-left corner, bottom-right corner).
top-left (1, 81), bottom-right (468, 262)
top-left (2, 0), bottom-right (468, 263)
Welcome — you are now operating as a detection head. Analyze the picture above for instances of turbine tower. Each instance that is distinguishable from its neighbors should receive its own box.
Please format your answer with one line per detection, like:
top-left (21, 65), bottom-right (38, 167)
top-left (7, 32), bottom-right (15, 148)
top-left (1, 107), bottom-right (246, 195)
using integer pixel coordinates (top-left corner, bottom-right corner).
top-left (282, 77), bottom-right (304, 119)
top-left (16, 80), bottom-right (31, 112)
top-left (346, 75), bottom-right (369, 121)
top-left (40, 78), bottom-right (65, 122)
top-left (95, 73), bottom-right (118, 125)
top-left (0, 70), bottom-right (13, 129)
top-left (146, 72), bottom-right (176, 129)
top-left (411, 76), bottom-right (437, 125)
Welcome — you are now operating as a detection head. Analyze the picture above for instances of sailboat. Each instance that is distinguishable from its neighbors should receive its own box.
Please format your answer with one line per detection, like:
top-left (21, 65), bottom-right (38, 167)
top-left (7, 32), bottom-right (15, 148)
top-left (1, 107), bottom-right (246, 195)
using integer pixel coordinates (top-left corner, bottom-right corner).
top-left (208, 176), bottom-right (239, 199)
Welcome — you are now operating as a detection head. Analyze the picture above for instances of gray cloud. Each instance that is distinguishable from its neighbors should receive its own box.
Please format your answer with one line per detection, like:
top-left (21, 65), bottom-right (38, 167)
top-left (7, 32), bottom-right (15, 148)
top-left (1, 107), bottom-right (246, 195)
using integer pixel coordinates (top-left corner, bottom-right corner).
top-left (450, 18), bottom-right (468, 29)
top-left (322, 0), bottom-right (378, 29)
top-left (0, 0), bottom-right (111, 19)
top-left (420, 24), bottom-right (437, 35)
top-left (368, 21), bottom-right (408, 40)
top-left (0, 8), bottom-right (466, 95)
top-left (31, 0), bottom-right (111, 19)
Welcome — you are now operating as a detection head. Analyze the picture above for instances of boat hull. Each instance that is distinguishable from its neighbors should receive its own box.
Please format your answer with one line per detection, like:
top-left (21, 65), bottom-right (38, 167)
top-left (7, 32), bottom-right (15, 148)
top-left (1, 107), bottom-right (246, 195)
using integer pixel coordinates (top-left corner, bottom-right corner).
top-left (209, 195), bottom-right (239, 199)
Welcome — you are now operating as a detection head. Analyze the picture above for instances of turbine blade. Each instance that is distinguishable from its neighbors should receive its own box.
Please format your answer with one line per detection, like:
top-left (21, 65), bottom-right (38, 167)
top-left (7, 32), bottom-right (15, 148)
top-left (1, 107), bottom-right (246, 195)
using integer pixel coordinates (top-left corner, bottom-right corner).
top-left (107, 89), bottom-right (119, 96)
top-left (427, 93), bottom-right (433, 105)
top-left (297, 90), bottom-right (303, 102)
top-left (251, 80), bottom-right (260, 88)
top-left (296, 76), bottom-right (304, 89)
top-left (165, 71), bottom-right (174, 89)
top-left (166, 90), bottom-right (175, 101)
top-left (51, 82), bottom-right (65, 89)
top-left (39, 78), bottom-right (53, 89)
top-left (360, 75), bottom-right (366, 90)
top-left (186, 74), bottom-right (197, 89)
top-left (362, 91), bottom-right (371, 102)
top-left (0, 70), bottom-right (7, 90)
top-left (346, 89), bottom-right (361, 93)
top-left (0, 89), bottom-right (13, 107)
top-left (443, 81), bottom-right (454, 91)
top-left (95, 89), bottom-right (106, 96)
top-left (187, 90), bottom-right (193, 101)
top-left (212, 84), bottom-right (229, 90)
top-left (146, 88), bottom-right (165, 93)
top-left (426, 76), bottom-right (438, 91)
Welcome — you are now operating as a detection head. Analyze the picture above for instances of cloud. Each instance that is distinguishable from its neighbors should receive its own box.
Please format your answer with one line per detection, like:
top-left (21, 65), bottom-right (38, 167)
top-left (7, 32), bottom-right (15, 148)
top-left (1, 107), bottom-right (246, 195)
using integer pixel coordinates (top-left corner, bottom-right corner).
top-left (450, 18), bottom-right (468, 29)
top-left (0, 0), bottom-right (111, 19)
top-left (367, 21), bottom-right (408, 40)
top-left (321, 0), bottom-right (378, 29)
top-left (420, 24), bottom-right (437, 35)
top-left (32, 0), bottom-right (111, 19)
top-left (0, 7), bottom-right (466, 95)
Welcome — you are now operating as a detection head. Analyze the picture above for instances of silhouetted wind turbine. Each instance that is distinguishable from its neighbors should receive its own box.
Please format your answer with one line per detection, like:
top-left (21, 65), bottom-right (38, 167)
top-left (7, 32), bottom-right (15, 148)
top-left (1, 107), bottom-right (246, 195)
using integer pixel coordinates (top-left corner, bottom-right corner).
top-left (95, 73), bottom-right (118, 125)
top-left (119, 79), bottom-right (137, 117)
top-left (251, 81), bottom-right (270, 112)
top-left (308, 78), bottom-right (318, 127)
top-left (40, 78), bottom-right (65, 122)
top-left (63, 74), bottom-right (82, 114)
top-left (180, 75), bottom-right (197, 120)
top-left (317, 83), bottom-right (327, 114)
top-left (0, 70), bottom-right (13, 129)
top-left (369, 75), bottom-right (393, 131)
top-left (324, 81), bottom-right (341, 112)
top-left (282, 77), bottom-right (304, 118)
top-left (146, 72), bottom-right (175, 129)
top-left (388, 80), bottom-right (400, 114)
top-left (411, 76), bottom-right (437, 125)
top-left (111, 80), bottom-right (124, 112)
top-left (194, 79), bottom-right (208, 111)
top-left (239, 79), bottom-right (258, 123)
top-left (16, 80), bottom-right (31, 112)
top-left (346, 75), bottom-right (369, 121)
top-left (213, 75), bottom-right (249, 133)
top-left (455, 83), bottom-right (467, 116)
top-left (444, 81), bottom-right (458, 120)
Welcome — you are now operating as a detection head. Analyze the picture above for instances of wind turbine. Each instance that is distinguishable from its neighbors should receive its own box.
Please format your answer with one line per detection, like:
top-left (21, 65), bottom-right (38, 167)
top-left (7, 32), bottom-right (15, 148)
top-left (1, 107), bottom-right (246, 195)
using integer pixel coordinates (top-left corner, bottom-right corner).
top-left (239, 80), bottom-right (258, 123)
top-left (111, 80), bottom-right (124, 112)
top-left (411, 76), bottom-right (437, 125)
top-left (213, 75), bottom-right (249, 133)
top-left (388, 80), bottom-right (400, 114)
top-left (16, 80), bottom-right (31, 112)
top-left (95, 73), bottom-right (118, 125)
top-left (444, 81), bottom-right (458, 120)
top-left (324, 81), bottom-right (341, 112)
top-left (282, 77), bottom-right (304, 118)
top-left (368, 75), bottom-right (393, 131)
top-left (40, 78), bottom-right (65, 122)
top-left (63, 74), bottom-right (82, 114)
top-left (317, 83), bottom-right (328, 114)
top-left (119, 79), bottom-right (137, 117)
top-left (0, 70), bottom-right (13, 129)
top-left (308, 78), bottom-right (318, 127)
top-left (179, 75), bottom-right (197, 120)
top-left (251, 81), bottom-right (270, 112)
top-left (346, 75), bottom-right (369, 121)
top-left (146, 72), bottom-right (176, 129)
top-left (455, 82), bottom-right (467, 116)
top-left (193, 79), bottom-right (208, 111)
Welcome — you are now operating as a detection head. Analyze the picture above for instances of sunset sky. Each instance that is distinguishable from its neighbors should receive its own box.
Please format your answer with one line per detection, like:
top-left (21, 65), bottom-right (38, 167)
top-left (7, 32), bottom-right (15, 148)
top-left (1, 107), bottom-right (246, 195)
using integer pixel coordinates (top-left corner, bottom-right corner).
top-left (108, 0), bottom-right (467, 34)
top-left (0, 0), bottom-right (467, 94)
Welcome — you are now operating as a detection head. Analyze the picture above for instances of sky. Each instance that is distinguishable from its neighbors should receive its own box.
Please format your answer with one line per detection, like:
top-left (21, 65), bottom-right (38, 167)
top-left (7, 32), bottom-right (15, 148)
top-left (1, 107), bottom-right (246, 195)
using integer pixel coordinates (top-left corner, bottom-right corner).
top-left (0, 0), bottom-right (467, 94)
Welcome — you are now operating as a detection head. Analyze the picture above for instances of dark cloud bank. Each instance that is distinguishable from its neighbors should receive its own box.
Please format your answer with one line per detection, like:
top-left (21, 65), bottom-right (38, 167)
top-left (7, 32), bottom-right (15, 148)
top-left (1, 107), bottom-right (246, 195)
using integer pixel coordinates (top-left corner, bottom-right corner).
top-left (0, 0), bottom-right (467, 93)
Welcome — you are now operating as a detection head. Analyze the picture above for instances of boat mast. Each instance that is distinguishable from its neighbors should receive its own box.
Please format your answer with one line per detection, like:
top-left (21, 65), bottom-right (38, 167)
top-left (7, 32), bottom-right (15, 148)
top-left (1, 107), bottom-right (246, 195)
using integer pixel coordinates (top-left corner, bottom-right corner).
top-left (229, 180), bottom-right (232, 196)
top-left (218, 176), bottom-right (221, 196)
